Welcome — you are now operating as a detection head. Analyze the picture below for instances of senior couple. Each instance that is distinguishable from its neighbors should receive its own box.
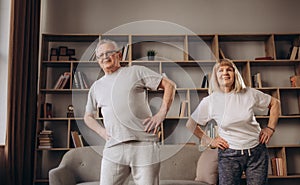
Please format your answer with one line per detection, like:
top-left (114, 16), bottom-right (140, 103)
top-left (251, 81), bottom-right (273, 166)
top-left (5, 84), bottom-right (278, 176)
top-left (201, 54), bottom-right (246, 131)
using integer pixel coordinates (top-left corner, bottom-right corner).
top-left (84, 39), bottom-right (280, 185)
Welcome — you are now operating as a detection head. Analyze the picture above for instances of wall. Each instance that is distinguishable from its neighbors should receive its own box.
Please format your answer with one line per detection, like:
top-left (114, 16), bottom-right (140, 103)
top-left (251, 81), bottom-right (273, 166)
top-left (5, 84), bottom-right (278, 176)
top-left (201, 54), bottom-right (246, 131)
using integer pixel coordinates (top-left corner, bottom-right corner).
top-left (0, 0), bottom-right (9, 145)
top-left (0, 0), bottom-right (10, 182)
top-left (41, 0), bottom-right (300, 34)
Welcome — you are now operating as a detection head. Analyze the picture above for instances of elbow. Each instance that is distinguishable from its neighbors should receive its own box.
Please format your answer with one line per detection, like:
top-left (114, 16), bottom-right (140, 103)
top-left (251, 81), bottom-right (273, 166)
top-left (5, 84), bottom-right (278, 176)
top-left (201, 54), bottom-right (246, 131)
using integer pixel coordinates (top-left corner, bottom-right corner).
top-left (162, 77), bottom-right (177, 91)
top-left (186, 118), bottom-right (195, 132)
top-left (83, 113), bottom-right (91, 124)
top-left (270, 97), bottom-right (281, 115)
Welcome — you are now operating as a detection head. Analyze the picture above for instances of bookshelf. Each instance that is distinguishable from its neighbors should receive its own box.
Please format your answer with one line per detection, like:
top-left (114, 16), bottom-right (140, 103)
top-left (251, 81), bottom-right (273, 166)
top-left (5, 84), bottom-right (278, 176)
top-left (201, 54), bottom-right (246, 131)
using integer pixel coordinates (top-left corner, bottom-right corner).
top-left (34, 33), bottom-right (300, 185)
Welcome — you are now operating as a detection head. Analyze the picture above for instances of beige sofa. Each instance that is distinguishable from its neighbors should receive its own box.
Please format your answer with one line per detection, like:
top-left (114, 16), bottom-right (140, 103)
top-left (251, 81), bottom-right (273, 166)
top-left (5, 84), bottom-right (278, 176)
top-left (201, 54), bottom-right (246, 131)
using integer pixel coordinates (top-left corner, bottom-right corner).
top-left (49, 144), bottom-right (215, 185)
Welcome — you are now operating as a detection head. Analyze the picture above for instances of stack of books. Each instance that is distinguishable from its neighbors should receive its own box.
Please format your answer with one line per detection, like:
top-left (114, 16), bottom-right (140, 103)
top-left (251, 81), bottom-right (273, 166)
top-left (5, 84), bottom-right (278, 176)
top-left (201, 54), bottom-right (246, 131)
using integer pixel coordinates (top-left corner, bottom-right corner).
top-left (38, 129), bottom-right (53, 149)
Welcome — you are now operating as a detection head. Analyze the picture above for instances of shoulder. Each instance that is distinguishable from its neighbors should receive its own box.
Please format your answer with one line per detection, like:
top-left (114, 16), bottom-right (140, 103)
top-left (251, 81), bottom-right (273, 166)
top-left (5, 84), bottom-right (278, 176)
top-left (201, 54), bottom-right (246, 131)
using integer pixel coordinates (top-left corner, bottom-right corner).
top-left (244, 87), bottom-right (265, 96)
top-left (89, 78), bottom-right (103, 90)
top-left (129, 65), bottom-right (148, 72)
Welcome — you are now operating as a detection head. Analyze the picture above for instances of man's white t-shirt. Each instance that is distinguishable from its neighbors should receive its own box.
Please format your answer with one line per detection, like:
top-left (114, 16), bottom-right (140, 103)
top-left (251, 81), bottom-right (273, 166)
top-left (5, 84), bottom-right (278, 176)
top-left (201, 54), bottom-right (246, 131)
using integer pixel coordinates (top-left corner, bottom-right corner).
top-left (86, 65), bottom-right (163, 147)
top-left (191, 88), bottom-right (271, 150)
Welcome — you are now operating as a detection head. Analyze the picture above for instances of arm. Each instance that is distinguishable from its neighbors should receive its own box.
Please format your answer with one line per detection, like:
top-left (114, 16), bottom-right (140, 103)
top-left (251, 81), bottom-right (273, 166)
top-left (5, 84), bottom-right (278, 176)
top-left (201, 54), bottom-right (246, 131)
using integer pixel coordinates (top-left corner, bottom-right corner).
top-left (186, 118), bottom-right (229, 150)
top-left (84, 112), bottom-right (109, 140)
top-left (144, 77), bottom-right (176, 134)
top-left (259, 97), bottom-right (280, 143)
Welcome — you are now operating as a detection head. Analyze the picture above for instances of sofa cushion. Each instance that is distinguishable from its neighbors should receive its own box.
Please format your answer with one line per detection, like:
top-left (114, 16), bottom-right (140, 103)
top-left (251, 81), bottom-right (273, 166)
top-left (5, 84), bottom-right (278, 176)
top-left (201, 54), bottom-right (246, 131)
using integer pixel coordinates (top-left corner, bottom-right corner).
top-left (160, 180), bottom-right (211, 185)
top-left (195, 148), bottom-right (218, 185)
top-left (77, 180), bottom-right (209, 185)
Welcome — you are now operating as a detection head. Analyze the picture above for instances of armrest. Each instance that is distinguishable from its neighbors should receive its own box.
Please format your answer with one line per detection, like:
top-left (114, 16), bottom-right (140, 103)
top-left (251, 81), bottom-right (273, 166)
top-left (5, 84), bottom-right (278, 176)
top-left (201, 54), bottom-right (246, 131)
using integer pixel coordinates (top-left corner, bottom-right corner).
top-left (49, 165), bottom-right (76, 185)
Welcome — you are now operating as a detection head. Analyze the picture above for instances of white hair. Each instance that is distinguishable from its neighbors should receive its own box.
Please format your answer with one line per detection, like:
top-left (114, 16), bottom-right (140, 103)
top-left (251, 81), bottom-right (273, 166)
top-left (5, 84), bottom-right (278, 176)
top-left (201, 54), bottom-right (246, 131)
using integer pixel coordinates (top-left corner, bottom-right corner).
top-left (95, 39), bottom-right (119, 59)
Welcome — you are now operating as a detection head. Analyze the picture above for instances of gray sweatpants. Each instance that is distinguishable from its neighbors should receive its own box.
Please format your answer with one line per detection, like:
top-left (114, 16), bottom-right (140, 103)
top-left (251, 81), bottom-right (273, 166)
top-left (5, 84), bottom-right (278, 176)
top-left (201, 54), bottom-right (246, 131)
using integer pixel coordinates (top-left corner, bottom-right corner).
top-left (218, 143), bottom-right (269, 185)
top-left (100, 141), bottom-right (160, 185)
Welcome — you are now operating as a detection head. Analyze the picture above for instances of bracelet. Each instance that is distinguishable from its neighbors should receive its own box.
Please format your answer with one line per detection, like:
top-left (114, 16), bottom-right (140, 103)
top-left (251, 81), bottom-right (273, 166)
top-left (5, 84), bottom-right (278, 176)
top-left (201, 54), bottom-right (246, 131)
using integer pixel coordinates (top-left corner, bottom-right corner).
top-left (208, 139), bottom-right (216, 149)
top-left (266, 126), bottom-right (275, 133)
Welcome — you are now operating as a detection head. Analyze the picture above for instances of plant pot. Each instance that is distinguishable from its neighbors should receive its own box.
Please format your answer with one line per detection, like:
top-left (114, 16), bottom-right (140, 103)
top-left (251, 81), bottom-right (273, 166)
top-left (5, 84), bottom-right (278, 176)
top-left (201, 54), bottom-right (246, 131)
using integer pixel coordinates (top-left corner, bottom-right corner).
top-left (148, 55), bottom-right (155, 61)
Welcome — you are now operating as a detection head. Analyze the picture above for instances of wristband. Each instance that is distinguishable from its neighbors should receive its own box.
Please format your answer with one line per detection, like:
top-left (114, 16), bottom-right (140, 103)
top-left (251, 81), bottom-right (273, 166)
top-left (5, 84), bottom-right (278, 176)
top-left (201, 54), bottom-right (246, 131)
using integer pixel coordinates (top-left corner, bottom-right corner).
top-left (266, 126), bottom-right (275, 133)
top-left (208, 139), bottom-right (216, 149)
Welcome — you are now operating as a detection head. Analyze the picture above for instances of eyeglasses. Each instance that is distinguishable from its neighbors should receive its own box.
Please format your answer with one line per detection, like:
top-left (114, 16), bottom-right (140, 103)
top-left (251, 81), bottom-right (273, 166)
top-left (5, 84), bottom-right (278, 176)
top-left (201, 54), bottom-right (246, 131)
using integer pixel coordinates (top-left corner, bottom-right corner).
top-left (96, 50), bottom-right (118, 60)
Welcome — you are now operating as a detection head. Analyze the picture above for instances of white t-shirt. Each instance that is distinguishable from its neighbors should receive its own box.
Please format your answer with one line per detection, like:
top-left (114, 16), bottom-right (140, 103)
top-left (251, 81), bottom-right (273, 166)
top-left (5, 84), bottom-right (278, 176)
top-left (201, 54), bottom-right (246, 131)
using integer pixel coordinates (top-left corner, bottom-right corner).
top-left (191, 87), bottom-right (271, 150)
top-left (86, 65), bottom-right (163, 147)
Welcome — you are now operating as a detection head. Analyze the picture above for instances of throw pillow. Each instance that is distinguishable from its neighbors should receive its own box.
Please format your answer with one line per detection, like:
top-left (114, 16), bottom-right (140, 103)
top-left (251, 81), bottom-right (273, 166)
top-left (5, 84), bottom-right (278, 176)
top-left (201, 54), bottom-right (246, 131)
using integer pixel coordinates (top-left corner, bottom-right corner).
top-left (195, 148), bottom-right (218, 185)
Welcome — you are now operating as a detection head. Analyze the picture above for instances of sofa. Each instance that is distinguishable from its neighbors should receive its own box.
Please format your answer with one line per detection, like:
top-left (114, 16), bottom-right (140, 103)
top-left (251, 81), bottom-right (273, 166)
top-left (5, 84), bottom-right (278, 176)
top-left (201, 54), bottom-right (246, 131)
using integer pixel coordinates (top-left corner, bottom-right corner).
top-left (49, 144), bottom-right (218, 185)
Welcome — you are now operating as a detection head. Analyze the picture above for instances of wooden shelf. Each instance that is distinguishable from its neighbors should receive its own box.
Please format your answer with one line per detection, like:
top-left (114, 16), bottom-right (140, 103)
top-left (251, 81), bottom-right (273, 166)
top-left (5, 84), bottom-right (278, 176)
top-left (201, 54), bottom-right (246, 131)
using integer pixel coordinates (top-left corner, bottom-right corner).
top-left (34, 33), bottom-right (300, 185)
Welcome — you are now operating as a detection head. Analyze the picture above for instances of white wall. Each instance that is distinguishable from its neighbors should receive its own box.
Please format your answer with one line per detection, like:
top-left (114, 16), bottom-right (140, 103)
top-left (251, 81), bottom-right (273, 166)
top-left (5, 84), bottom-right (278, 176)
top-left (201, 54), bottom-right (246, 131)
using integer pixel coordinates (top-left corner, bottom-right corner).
top-left (0, 0), bottom-right (10, 145)
top-left (41, 0), bottom-right (300, 34)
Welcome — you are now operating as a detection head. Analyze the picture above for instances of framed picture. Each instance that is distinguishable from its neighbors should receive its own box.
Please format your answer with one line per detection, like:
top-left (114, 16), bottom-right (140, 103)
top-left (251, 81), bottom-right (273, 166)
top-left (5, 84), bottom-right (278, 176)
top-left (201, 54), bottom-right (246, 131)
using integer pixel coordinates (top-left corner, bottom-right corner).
top-left (59, 46), bottom-right (68, 56)
top-left (50, 48), bottom-right (58, 56)
top-left (50, 55), bottom-right (58, 61)
top-left (67, 48), bottom-right (75, 56)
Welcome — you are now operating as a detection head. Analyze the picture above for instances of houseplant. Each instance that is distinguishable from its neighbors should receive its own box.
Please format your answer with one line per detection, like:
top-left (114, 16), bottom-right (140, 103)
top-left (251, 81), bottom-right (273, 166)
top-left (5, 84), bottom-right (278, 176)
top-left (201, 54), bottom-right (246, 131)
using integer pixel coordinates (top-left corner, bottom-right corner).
top-left (147, 49), bottom-right (157, 61)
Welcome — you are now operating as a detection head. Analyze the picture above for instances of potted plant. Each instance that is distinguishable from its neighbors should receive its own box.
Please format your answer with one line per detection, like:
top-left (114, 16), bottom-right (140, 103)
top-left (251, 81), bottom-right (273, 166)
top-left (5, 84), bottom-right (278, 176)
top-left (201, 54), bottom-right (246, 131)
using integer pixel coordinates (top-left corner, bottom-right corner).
top-left (147, 49), bottom-right (157, 61)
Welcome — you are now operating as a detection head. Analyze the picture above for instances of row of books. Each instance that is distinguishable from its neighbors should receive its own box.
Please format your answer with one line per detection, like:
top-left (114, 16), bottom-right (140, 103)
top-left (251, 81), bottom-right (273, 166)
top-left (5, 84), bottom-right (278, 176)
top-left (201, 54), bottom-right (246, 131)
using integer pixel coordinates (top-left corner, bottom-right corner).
top-left (270, 157), bottom-right (285, 176)
top-left (289, 46), bottom-right (300, 60)
top-left (53, 72), bottom-right (71, 89)
top-left (38, 130), bottom-right (85, 149)
top-left (52, 71), bottom-right (90, 89)
top-left (73, 71), bottom-right (90, 89)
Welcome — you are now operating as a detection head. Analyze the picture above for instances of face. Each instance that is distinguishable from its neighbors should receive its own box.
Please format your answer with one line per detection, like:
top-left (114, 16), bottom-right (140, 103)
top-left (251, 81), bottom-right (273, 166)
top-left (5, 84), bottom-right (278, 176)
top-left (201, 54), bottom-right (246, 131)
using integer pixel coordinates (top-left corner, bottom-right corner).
top-left (216, 65), bottom-right (235, 91)
top-left (97, 43), bottom-right (121, 73)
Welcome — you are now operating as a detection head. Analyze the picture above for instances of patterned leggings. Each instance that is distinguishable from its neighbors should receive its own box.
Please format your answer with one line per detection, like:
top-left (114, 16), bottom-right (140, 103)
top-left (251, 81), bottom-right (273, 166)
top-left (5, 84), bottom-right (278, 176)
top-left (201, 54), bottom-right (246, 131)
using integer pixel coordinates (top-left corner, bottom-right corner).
top-left (218, 143), bottom-right (269, 185)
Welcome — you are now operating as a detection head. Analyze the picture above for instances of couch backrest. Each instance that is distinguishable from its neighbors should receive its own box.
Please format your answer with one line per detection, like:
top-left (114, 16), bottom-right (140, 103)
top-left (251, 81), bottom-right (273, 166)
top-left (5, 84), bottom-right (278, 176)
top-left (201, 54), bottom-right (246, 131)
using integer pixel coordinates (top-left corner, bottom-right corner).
top-left (59, 144), bottom-right (201, 182)
top-left (159, 144), bottom-right (201, 180)
top-left (60, 146), bottom-right (103, 182)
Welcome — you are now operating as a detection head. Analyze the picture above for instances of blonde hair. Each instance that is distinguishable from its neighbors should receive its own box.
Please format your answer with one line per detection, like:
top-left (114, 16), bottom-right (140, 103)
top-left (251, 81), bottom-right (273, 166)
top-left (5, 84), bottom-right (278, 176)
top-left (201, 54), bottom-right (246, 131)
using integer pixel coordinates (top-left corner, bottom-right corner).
top-left (209, 59), bottom-right (246, 94)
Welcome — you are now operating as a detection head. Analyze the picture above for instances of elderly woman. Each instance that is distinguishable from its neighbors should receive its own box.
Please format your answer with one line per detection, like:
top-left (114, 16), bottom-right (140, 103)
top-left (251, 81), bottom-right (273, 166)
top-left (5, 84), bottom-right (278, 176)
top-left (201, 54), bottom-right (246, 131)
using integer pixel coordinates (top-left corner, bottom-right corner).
top-left (186, 59), bottom-right (280, 185)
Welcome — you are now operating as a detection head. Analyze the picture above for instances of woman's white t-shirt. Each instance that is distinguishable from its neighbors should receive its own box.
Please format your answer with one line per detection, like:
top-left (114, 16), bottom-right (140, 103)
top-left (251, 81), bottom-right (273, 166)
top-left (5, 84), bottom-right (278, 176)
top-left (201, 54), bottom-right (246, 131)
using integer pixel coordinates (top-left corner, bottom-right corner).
top-left (191, 87), bottom-right (271, 150)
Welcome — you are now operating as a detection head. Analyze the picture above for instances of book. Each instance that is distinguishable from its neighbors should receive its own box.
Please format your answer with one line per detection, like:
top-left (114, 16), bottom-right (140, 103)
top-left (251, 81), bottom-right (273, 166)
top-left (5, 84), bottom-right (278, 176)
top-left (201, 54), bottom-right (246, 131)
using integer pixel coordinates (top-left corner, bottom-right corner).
top-left (290, 46), bottom-right (298, 60)
top-left (270, 157), bottom-right (285, 176)
top-left (53, 74), bottom-right (65, 89)
top-left (78, 71), bottom-right (84, 89)
top-left (78, 135), bottom-right (84, 147)
top-left (201, 74), bottom-right (210, 88)
top-left (179, 100), bottom-right (188, 117)
top-left (71, 131), bottom-right (82, 148)
top-left (122, 44), bottom-right (129, 61)
top-left (72, 71), bottom-right (80, 89)
top-left (60, 72), bottom-right (71, 89)
top-left (41, 103), bottom-right (53, 118)
top-left (255, 56), bottom-right (274, 60)
top-left (81, 72), bottom-right (90, 89)
top-left (53, 72), bottom-right (71, 89)
top-left (252, 73), bottom-right (262, 88)
top-left (271, 158), bottom-right (278, 176)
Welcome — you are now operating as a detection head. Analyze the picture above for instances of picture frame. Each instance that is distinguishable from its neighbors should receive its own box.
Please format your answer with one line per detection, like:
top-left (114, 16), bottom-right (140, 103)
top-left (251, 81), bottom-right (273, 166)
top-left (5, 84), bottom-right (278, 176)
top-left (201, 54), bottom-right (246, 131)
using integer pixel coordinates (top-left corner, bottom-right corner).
top-left (59, 46), bottom-right (68, 56)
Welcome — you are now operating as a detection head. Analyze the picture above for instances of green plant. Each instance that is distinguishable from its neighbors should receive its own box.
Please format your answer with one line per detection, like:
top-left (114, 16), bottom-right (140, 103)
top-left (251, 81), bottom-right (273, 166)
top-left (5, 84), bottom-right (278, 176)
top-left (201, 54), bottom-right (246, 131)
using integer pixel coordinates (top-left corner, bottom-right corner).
top-left (147, 49), bottom-right (157, 56)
